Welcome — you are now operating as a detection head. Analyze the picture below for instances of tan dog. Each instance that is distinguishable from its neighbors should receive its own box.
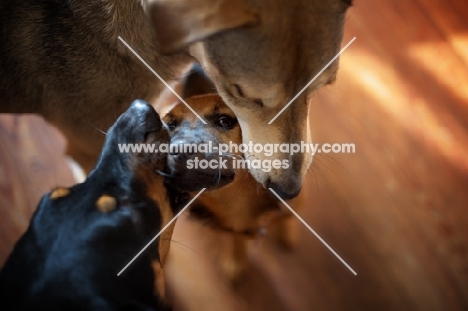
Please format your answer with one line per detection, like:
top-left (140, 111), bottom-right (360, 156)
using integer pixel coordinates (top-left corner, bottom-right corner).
top-left (0, 0), bottom-right (352, 199)
top-left (163, 94), bottom-right (308, 281)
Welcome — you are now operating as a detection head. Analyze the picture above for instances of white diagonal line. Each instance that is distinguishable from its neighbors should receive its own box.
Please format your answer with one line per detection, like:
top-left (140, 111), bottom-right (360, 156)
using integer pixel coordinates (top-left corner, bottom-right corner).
top-left (269, 188), bottom-right (357, 275)
top-left (117, 188), bottom-right (206, 276)
top-left (117, 36), bottom-right (207, 125)
top-left (268, 37), bottom-right (356, 124)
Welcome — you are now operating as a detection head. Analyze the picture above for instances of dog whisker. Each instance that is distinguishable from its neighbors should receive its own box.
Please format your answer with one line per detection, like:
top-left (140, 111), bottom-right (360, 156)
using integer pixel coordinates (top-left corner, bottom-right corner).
top-left (171, 240), bottom-right (201, 255)
top-left (85, 112), bottom-right (107, 135)
top-left (314, 153), bottom-right (349, 174)
top-left (155, 170), bottom-right (179, 178)
top-left (210, 169), bottom-right (221, 187)
top-left (112, 102), bottom-right (118, 122)
top-left (160, 237), bottom-right (201, 255)
top-left (306, 167), bottom-right (319, 191)
top-left (220, 153), bottom-right (244, 161)
top-left (305, 160), bottom-right (338, 195)
top-left (217, 167), bottom-right (222, 185)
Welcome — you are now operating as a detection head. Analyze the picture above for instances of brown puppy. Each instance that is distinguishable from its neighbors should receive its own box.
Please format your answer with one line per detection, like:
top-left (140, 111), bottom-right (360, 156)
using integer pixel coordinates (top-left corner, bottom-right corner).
top-left (163, 94), bottom-right (308, 281)
top-left (0, 0), bottom-right (352, 199)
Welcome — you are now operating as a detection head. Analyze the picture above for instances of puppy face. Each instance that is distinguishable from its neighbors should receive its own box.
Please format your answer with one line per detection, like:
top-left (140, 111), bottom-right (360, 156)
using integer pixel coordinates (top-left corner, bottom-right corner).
top-left (0, 100), bottom-right (183, 310)
top-left (163, 94), bottom-right (243, 192)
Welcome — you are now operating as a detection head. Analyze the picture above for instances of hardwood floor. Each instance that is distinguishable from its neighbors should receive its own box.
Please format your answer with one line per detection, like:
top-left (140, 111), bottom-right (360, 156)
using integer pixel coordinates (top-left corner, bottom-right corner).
top-left (0, 115), bottom-right (75, 265)
top-left (1, 0), bottom-right (467, 309)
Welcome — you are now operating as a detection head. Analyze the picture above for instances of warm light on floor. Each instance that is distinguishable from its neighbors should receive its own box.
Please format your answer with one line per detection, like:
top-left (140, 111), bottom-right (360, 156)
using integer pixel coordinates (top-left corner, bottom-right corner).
top-left (339, 49), bottom-right (468, 173)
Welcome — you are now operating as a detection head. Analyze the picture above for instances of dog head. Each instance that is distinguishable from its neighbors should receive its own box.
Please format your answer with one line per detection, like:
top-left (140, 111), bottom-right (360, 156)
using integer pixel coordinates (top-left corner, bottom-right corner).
top-left (0, 100), bottom-right (183, 310)
top-left (163, 94), bottom-right (242, 192)
top-left (146, 0), bottom-right (352, 199)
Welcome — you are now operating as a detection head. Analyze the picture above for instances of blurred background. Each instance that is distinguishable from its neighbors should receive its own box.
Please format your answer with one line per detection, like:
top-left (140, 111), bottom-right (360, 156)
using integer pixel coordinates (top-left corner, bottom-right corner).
top-left (1, 0), bottom-right (467, 309)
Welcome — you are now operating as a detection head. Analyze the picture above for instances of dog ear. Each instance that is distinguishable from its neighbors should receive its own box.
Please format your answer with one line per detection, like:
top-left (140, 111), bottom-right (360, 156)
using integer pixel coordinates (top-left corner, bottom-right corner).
top-left (144, 0), bottom-right (258, 54)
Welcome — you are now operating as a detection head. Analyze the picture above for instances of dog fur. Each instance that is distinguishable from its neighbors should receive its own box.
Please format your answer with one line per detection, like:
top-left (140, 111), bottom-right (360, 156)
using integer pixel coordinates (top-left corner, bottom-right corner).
top-left (0, 0), bottom-right (352, 199)
top-left (0, 100), bottom-right (188, 310)
top-left (163, 92), bottom-right (308, 281)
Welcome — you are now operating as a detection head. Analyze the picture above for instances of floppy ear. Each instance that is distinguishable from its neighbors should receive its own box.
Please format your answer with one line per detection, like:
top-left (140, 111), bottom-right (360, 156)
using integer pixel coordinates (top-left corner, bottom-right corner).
top-left (144, 0), bottom-right (258, 54)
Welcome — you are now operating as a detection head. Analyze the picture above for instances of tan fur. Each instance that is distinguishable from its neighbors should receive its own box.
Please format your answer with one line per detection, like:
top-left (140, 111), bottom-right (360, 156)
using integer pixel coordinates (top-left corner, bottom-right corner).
top-left (127, 123), bottom-right (175, 303)
top-left (151, 261), bottom-right (167, 302)
top-left (146, 0), bottom-right (258, 53)
top-left (1, 0), bottom-right (351, 196)
top-left (130, 132), bottom-right (174, 267)
top-left (95, 195), bottom-right (117, 213)
top-left (49, 187), bottom-right (71, 200)
top-left (164, 94), bottom-right (309, 281)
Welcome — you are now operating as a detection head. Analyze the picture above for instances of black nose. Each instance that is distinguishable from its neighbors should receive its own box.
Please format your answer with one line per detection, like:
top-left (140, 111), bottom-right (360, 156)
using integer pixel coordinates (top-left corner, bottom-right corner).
top-left (127, 100), bottom-right (162, 133)
top-left (267, 181), bottom-right (301, 200)
top-left (169, 138), bottom-right (199, 163)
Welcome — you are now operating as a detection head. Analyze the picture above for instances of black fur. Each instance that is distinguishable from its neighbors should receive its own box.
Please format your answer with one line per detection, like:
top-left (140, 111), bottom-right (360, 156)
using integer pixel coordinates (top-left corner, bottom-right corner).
top-left (0, 100), bottom-right (185, 311)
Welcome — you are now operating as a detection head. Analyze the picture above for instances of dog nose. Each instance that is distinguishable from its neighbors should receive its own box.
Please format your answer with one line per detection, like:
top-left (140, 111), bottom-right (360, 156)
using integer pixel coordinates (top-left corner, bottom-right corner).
top-left (170, 138), bottom-right (196, 155)
top-left (128, 100), bottom-right (162, 133)
top-left (267, 181), bottom-right (301, 200)
top-left (169, 138), bottom-right (198, 163)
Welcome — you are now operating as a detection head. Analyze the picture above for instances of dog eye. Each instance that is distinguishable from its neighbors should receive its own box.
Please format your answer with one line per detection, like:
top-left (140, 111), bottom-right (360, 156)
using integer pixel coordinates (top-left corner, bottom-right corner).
top-left (232, 84), bottom-right (263, 107)
top-left (233, 84), bottom-right (245, 98)
top-left (252, 99), bottom-right (264, 107)
top-left (217, 115), bottom-right (236, 129)
top-left (167, 121), bottom-right (177, 130)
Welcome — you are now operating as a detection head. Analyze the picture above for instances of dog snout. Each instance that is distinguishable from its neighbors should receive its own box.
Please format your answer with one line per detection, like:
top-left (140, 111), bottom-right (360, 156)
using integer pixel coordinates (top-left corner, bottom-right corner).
top-left (113, 99), bottom-right (163, 144)
top-left (93, 100), bottom-right (168, 176)
top-left (128, 99), bottom-right (162, 134)
top-left (267, 180), bottom-right (302, 200)
top-left (168, 137), bottom-right (201, 164)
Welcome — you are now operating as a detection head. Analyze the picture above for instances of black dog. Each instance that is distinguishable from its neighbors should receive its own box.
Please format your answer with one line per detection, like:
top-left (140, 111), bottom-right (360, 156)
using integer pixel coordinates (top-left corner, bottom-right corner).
top-left (0, 100), bottom-right (188, 311)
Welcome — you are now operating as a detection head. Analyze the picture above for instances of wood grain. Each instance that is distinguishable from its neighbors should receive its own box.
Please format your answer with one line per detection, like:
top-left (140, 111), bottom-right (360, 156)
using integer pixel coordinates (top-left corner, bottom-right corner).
top-left (0, 115), bottom-right (75, 266)
top-left (1, 0), bottom-right (467, 309)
